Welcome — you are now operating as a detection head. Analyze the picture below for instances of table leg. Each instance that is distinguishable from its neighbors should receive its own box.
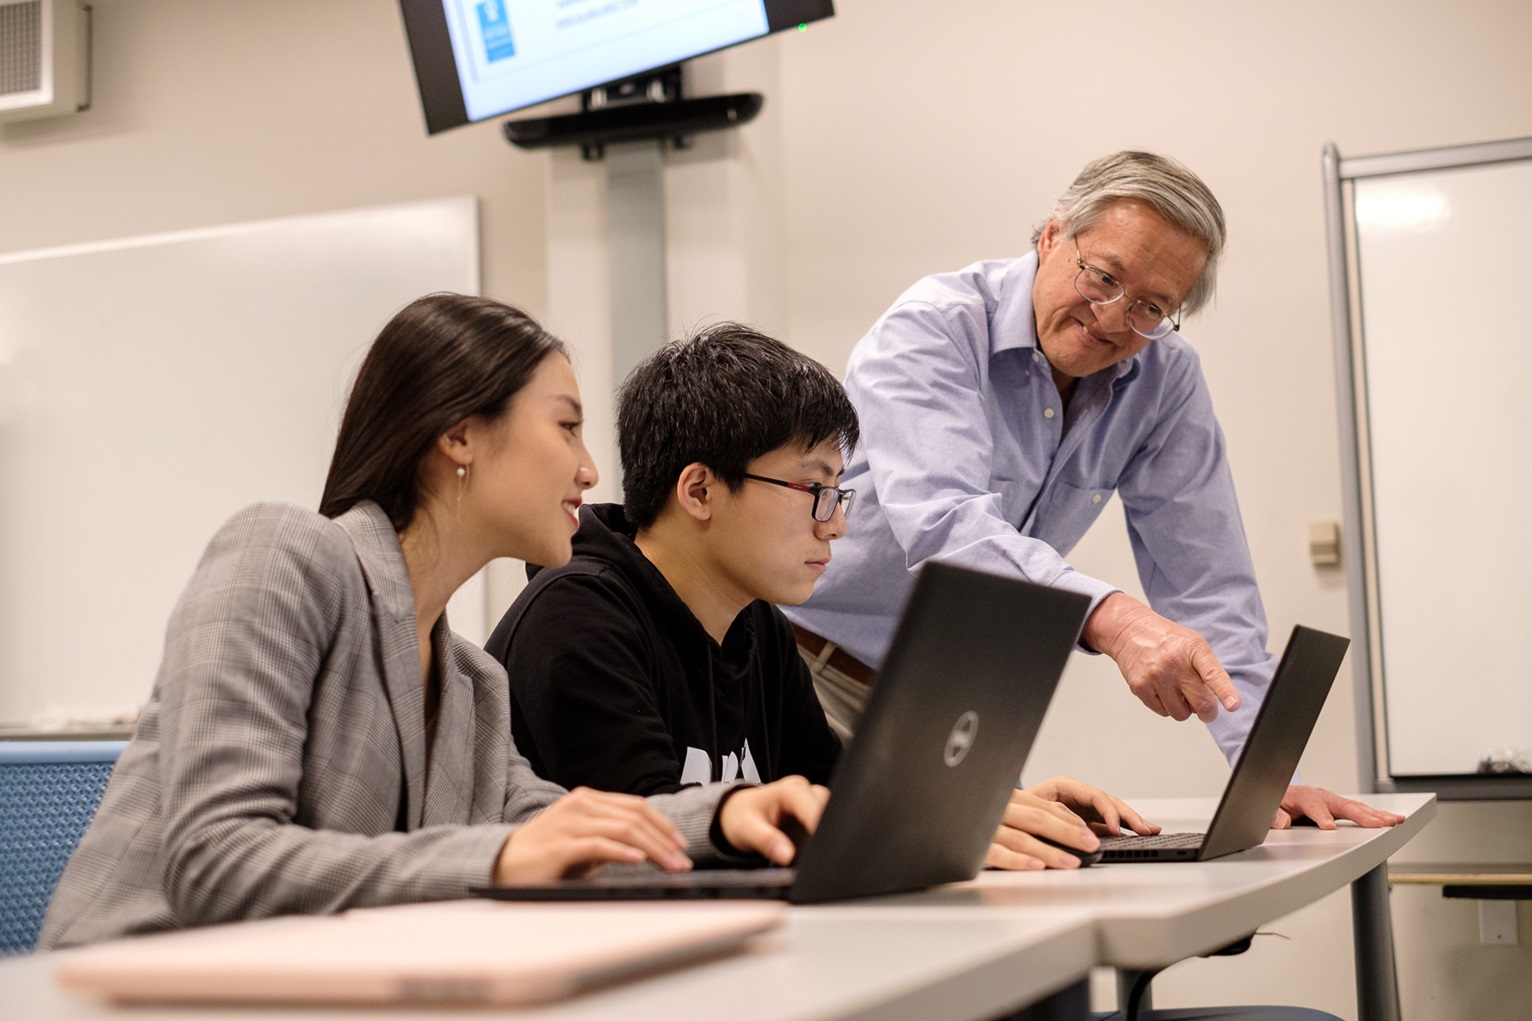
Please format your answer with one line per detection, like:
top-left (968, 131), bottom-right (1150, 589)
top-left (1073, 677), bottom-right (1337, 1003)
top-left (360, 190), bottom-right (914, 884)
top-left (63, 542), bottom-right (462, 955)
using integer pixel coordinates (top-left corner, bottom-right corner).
top-left (1350, 863), bottom-right (1401, 1021)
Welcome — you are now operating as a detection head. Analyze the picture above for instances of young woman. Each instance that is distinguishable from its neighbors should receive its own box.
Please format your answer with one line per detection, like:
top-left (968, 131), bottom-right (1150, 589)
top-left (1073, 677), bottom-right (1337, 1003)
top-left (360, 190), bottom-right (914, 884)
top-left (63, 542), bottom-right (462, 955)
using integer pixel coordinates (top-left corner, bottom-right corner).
top-left (40, 294), bottom-right (824, 950)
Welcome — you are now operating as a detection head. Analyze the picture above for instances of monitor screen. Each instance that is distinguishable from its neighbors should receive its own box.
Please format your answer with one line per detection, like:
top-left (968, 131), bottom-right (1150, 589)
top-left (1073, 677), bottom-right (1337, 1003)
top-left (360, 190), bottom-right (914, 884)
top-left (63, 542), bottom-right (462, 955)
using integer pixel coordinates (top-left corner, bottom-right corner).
top-left (400, 0), bottom-right (835, 134)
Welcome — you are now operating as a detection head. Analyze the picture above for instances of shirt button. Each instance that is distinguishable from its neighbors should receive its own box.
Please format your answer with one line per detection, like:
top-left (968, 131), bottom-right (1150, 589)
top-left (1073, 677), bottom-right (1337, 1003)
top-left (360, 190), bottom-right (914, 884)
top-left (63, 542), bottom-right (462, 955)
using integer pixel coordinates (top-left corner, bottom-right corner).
top-left (1091, 493), bottom-right (1102, 505)
top-left (1032, 352), bottom-right (1040, 363)
top-left (1043, 408), bottom-right (1055, 419)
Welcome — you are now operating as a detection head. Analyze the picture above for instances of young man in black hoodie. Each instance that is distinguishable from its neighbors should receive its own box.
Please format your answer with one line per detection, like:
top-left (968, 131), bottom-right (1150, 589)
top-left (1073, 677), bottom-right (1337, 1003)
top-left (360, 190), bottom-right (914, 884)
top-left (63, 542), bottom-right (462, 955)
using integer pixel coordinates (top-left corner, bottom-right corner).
top-left (486, 324), bottom-right (1158, 869)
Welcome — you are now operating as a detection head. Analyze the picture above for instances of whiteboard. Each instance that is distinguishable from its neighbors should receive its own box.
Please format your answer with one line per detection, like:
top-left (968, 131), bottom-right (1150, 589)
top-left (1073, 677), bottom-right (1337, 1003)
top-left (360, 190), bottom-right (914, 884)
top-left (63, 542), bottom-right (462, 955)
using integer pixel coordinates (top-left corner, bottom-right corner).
top-left (1326, 138), bottom-right (1532, 795)
top-left (0, 198), bottom-right (481, 727)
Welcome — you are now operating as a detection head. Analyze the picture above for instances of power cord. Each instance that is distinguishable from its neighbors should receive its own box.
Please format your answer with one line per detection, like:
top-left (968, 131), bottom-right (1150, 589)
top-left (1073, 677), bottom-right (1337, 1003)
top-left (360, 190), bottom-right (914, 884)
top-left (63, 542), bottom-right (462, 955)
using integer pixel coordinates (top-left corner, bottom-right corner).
top-left (1124, 967), bottom-right (1163, 1021)
top-left (1123, 931), bottom-right (1285, 1020)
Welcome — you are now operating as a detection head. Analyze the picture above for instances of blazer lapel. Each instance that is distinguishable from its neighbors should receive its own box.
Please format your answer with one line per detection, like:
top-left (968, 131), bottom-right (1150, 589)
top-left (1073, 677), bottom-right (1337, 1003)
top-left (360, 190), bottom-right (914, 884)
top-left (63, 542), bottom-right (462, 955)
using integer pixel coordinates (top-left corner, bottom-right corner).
top-left (335, 503), bottom-right (427, 830)
top-left (422, 615), bottom-right (475, 827)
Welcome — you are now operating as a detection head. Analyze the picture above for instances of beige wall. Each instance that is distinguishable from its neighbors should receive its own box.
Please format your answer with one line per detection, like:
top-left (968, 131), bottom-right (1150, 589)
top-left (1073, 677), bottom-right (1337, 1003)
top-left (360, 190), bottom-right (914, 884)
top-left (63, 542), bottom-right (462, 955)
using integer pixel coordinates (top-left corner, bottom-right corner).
top-left (544, 2), bottom-right (1532, 1016)
top-left (789, 3), bottom-right (1531, 1016)
top-left (1, 0), bottom-right (555, 638)
top-left (4, 0), bottom-right (1530, 1017)
top-left (0, 0), bottom-right (547, 314)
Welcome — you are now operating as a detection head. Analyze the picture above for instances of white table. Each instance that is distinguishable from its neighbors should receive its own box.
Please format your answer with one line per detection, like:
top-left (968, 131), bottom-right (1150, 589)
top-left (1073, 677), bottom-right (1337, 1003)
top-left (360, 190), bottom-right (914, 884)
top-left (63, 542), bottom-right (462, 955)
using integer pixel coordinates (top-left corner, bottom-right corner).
top-left (0, 907), bottom-right (1098, 1021)
top-left (919, 793), bottom-right (1437, 1020)
top-left (1, 793), bottom-right (1433, 1021)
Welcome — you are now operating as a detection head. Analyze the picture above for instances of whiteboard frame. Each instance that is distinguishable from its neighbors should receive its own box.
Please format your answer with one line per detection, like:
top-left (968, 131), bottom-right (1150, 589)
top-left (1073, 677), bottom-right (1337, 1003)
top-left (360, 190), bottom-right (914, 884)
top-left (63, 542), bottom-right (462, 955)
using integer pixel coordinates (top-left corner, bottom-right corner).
top-left (1324, 136), bottom-right (1532, 800)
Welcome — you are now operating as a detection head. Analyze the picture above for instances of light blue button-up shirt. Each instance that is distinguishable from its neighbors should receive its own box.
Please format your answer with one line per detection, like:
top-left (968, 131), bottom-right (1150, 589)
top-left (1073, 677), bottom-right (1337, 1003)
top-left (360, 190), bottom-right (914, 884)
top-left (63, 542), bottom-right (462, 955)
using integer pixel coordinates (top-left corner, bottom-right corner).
top-left (785, 254), bottom-right (1275, 764)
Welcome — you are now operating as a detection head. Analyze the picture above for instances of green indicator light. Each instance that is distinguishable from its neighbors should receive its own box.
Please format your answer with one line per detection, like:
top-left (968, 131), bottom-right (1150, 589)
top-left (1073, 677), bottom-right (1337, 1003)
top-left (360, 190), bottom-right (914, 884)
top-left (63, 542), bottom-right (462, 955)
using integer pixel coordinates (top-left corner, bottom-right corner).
top-left (798, 23), bottom-right (807, 32)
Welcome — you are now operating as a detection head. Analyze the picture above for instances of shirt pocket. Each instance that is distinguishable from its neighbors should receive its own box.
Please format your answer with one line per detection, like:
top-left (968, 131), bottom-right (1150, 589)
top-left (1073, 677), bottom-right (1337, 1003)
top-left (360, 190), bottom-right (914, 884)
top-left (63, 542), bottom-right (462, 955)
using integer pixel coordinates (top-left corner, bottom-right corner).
top-left (1029, 480), bottom-right (1115, 556)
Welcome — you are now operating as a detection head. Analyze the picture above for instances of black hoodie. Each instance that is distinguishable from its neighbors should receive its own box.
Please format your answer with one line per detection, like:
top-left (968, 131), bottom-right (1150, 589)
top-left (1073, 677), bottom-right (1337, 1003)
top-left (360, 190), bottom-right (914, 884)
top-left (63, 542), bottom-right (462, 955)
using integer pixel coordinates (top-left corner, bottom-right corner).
top-left (485, 504), bottom-right (842, 796)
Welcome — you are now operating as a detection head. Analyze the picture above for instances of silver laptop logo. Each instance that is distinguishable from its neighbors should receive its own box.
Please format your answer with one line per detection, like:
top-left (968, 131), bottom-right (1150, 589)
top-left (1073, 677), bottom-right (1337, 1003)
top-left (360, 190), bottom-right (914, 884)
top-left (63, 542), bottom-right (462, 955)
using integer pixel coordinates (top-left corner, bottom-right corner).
top-left (944, 710), bottom-right (979, 767)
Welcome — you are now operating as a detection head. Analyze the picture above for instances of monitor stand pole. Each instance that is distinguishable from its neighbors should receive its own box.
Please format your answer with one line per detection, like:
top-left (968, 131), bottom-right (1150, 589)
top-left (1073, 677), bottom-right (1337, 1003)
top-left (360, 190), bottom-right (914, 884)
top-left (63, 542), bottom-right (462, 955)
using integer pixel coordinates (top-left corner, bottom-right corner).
top-left (512, 66), bottom-right (761, 492)
top-left (605, 138), bottom-right (668, 424)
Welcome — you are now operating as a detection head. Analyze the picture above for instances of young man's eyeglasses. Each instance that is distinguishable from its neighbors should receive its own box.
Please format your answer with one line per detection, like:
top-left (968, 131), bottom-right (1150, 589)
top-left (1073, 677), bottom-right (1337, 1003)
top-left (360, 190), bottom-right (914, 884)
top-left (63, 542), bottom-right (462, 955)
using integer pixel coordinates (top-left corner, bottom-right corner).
top-left (1073, 241), bottom-right (1182, 341)
top-left (741, 474), bottom-right (856, 523)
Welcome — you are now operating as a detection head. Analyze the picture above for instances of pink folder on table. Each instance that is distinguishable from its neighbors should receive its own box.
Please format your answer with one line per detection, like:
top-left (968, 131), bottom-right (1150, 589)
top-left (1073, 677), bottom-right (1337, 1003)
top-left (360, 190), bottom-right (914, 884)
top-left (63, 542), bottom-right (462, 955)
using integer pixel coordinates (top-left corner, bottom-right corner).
top-left (54, 900), bottom-right (783, 1006)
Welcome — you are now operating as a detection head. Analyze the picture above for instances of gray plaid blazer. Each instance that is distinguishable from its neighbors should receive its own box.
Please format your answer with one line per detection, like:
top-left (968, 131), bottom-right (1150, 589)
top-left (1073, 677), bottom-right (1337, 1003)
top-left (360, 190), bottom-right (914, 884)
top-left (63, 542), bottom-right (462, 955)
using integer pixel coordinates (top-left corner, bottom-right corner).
top-left (40, 502), bottom-right (731, 950)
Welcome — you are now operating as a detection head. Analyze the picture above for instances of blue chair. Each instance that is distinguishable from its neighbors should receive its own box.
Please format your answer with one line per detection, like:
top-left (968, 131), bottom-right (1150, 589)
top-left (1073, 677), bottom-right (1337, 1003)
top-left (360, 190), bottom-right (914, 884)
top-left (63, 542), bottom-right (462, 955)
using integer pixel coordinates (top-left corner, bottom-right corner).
top-left (0, 740), bottom-right (127, 955)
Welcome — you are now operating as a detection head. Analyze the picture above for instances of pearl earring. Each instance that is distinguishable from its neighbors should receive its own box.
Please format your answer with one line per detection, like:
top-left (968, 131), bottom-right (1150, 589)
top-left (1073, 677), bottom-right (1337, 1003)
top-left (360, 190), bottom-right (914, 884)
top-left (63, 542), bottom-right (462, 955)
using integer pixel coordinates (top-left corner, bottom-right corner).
top-left (456, 466), bottom-right (466, 479)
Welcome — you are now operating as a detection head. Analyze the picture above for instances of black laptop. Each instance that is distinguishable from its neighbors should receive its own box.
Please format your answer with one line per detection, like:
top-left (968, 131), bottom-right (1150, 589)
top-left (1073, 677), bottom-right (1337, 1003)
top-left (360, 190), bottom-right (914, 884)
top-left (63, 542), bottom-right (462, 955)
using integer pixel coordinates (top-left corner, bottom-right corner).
top-left (477, 562), bottom-right (1091, 905)
top-left (1096, 625), bottom-right (1350, 863)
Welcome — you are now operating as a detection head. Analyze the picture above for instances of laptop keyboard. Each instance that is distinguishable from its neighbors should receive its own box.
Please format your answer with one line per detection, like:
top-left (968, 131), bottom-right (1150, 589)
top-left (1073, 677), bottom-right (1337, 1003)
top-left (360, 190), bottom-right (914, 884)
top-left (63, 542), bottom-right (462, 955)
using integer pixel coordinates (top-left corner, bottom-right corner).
top-left (665, 867), bottom-right (797, 888)
top-left (1098, 832), bottom-right (1205, 850)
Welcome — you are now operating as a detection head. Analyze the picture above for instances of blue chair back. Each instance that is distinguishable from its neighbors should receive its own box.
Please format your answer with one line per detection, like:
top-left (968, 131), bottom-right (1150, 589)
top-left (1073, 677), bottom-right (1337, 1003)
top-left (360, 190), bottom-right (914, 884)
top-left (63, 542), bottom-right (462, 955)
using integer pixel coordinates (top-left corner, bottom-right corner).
top-left (0, 740), bottom-right (127, 955)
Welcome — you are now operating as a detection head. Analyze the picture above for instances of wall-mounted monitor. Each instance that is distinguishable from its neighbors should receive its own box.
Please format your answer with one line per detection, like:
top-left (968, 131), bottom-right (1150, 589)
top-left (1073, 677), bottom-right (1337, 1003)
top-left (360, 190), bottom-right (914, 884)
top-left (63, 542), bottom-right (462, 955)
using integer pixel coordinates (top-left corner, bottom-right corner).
top-left (399, 0), bottom-right (834, 135)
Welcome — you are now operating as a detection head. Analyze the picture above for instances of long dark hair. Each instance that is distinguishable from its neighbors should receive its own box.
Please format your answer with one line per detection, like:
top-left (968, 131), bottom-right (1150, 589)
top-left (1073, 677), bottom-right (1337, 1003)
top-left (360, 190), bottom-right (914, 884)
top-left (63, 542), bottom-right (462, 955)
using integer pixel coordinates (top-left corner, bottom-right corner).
top-left (320, 293), bottom-right (567, 530)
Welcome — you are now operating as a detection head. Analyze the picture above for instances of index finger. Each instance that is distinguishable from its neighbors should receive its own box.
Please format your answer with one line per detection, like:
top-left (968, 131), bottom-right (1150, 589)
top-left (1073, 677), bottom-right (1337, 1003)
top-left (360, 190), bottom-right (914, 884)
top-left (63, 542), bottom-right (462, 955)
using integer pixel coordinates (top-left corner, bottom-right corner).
top-left (780, 781), bottom-right (830, 836)
top-left (1071, 788), bottom-right (1123, 835)
top-left (1189, 644), bottom-right (1240, 714)
top-left (729, 782), bottom-right (829, 865)
top-left (730, 811), bottom-right (797, 866)
top-left (1112, 797), bottom-right (1161, 836)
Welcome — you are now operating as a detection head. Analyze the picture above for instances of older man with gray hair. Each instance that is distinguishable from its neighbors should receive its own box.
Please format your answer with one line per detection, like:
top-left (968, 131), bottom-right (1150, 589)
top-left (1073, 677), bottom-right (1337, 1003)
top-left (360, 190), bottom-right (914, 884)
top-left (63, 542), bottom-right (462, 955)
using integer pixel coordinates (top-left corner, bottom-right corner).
top-left (786, 150), bottom-right (1401, 831)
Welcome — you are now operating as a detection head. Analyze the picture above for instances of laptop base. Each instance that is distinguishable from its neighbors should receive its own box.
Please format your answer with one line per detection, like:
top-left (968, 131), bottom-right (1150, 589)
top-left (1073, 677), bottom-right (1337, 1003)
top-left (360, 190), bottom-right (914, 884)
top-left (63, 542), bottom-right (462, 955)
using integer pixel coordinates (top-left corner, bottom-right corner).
top-left (477, 868), bottom-right (798, 902)
top-left (476, 564), bottom-right (1092, 907)
top-left (1102, 625), bottom-right (1352, 866)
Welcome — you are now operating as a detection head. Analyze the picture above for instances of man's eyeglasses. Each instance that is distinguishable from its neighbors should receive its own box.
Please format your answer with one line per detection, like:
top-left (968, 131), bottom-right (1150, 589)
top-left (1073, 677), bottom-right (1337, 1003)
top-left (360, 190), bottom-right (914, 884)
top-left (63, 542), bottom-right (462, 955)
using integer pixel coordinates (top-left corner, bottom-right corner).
top-left (741, 473), bottom-right (856, 523)
top-left (1073, 241), bottom-right (1181, 341)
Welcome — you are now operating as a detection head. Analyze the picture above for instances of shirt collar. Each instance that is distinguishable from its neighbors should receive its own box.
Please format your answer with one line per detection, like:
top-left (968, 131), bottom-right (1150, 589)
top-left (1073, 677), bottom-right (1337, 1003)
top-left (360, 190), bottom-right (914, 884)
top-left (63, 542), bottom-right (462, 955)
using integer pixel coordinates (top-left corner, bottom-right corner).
top-left (989, 252), bottom-right (1041, 356)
